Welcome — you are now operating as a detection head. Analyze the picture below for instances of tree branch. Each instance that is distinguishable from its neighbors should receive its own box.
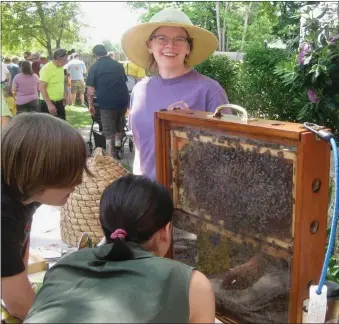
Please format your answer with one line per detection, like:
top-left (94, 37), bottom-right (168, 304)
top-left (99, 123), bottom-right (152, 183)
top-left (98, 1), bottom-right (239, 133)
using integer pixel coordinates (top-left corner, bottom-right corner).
top-left (240, 2), bottom-right (252, 51)
top-left (56, 24), bottom-right (64, 48)
top-left (35, 1), bottom-right (51, 43)
top-left (10, 5), bottom-right (37, 14)
top-left (315, 5), bottom-right (328, 20)
top-left (3, 24), bottom-right (44, 31)
top-left (31, 35), bottom-right (48, 48)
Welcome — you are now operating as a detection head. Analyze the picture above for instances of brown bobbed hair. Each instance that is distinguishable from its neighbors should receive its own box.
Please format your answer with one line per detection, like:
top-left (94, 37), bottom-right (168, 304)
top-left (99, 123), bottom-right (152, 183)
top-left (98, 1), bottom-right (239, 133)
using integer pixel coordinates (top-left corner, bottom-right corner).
top-left (1, 113), bottom-right (92, 200)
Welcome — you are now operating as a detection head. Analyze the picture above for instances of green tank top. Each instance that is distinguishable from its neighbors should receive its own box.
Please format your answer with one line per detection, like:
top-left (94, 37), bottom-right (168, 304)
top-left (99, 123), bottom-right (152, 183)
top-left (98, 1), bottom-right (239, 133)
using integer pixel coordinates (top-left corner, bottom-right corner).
top-left (25, 242), bottom-right (194, 323)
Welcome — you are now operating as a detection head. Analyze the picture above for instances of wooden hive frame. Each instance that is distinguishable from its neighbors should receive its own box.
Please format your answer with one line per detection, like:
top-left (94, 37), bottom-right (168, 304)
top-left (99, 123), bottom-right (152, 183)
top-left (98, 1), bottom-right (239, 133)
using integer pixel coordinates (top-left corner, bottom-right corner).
top-left (155, 109), bottom-right (330, 324)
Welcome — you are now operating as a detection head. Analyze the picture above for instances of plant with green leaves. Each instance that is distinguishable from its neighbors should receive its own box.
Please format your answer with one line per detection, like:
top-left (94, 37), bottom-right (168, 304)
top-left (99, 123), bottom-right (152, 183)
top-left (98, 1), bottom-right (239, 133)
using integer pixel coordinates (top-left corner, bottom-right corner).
top-left (236, 47), bottom-right (306, 121)
top-left (326, 228), bottom-right (339, 284)
top-left (127, 1), bottom-right (280, 52)
top-left (274, 5), bottom-right (339, 134)
top-left (327, 255), bottom-right (339, 283)
top-left (194, 54), bottom-right (241, 103)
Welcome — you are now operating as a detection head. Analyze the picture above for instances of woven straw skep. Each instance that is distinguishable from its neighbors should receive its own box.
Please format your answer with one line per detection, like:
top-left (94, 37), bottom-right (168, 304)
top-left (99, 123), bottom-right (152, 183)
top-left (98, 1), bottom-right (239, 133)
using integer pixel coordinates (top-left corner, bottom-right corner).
top-left (60, 148), bottom-right (128, 247)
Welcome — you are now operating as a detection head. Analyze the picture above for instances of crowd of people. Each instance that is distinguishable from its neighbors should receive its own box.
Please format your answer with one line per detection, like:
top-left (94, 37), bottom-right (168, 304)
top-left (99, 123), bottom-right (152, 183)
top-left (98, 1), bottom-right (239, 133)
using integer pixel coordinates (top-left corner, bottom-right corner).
top-left (1, 50), bottom-right (89, 123)
top-left (1, 47), bottom-right (140, 159)
top-left (1, 7), bottom-right (233, 323)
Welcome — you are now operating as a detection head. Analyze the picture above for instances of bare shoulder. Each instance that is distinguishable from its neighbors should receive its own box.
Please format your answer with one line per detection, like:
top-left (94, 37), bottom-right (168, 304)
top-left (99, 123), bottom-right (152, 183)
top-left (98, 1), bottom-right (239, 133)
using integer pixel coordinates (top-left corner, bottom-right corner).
top-left (189, 270), bottom-right (215, 323)
top-left (190, 269), bottom-right (213, 292)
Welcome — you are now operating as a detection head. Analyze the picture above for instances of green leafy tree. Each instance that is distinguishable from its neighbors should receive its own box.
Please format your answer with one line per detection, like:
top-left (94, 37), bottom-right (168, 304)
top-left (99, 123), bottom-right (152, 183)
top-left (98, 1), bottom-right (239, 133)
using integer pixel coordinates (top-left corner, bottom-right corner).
top-left (101, 40), bottom-right (125, 60)
top-left (261, 2), bottom-right (316, 50)
top-left (1, 1), bottom-right (86, 57)
top-left (101, 40), bottom-right (120, 52)
top-left (127, 1), bottom-right (282, 52)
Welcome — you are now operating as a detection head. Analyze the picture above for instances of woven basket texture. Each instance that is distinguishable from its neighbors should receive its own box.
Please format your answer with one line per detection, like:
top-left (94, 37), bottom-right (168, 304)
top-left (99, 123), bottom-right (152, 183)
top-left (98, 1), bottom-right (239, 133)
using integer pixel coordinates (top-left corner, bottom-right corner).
top-left (60, 148), bottom-right (128, 246)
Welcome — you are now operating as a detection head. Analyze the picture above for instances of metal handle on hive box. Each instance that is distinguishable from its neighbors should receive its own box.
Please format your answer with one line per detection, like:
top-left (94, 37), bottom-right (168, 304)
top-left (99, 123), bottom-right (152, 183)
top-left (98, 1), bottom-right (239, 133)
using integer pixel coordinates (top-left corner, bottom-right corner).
top-left (213, 104), bottom-right (248, 123)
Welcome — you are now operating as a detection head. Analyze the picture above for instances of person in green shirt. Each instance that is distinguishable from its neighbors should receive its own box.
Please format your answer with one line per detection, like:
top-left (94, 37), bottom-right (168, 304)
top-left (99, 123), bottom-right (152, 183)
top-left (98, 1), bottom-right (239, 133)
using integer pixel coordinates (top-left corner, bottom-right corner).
top-left (25, 174), bottom-right (215, 323)
top-left (39, 48), bottom-right (68, 120)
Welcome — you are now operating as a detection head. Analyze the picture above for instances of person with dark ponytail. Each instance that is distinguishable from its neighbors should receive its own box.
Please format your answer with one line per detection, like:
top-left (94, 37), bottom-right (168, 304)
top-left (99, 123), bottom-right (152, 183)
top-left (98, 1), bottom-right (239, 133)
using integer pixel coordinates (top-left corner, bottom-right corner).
top-left (25, 174), bottom-right (215, 323)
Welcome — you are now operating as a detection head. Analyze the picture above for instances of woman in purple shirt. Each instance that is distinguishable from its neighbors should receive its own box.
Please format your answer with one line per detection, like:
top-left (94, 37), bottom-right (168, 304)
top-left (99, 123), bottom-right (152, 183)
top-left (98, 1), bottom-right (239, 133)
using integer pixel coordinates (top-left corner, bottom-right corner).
top-left (12, 61), bottom-right (39, 114)
top-left (122, 8), bottom-right (231, 180)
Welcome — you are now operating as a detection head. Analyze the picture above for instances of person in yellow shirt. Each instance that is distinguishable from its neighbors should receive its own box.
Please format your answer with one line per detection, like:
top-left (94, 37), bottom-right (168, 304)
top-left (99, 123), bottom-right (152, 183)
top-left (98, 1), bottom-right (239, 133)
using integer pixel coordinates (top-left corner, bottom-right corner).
top-left (122, 61), bottom-right (146, 80)
top-left (39, 49), bottom-right (68, 120)
top-left (1, 87), bottom-right (12, 128)
top-left (120, 61), bottom-right (146, 96)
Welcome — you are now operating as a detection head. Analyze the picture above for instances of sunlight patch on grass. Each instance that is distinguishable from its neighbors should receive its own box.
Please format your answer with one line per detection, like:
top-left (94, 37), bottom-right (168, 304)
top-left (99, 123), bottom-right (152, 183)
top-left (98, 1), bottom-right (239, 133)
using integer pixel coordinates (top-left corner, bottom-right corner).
top-left (66, 105), bottom-right (91, 129)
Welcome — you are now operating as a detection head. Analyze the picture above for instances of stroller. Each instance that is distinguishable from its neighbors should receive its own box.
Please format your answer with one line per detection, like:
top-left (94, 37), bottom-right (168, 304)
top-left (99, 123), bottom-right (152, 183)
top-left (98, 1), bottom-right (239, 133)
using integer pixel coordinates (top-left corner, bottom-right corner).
top-left (87, 98), bottom-right (134, 160)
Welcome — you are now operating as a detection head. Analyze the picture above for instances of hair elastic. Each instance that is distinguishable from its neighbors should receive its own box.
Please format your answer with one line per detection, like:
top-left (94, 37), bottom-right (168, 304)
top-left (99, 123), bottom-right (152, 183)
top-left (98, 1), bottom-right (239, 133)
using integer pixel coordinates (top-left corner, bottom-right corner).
top-left (111, 229), bottom-right (127, 240)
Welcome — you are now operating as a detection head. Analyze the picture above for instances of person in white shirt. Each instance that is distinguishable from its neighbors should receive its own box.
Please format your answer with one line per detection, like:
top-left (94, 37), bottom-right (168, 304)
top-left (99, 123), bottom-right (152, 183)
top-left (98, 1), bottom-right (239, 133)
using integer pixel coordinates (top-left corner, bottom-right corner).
top-left (1, 62), bottom-right (11, 85)
top-left (67, 53), bottom-right (87, 106)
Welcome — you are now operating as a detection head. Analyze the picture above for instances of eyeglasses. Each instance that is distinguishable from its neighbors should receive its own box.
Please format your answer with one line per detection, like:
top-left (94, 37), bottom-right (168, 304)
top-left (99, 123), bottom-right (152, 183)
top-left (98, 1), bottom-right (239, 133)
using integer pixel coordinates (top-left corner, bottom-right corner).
top-left (151, 35), bottom-right (191, 47)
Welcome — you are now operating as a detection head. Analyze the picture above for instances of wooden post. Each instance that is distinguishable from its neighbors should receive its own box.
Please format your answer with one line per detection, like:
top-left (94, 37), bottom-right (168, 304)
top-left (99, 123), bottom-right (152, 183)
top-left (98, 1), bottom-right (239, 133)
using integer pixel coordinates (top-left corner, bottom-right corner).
top-left (290, 132), bottom-right (330, 323)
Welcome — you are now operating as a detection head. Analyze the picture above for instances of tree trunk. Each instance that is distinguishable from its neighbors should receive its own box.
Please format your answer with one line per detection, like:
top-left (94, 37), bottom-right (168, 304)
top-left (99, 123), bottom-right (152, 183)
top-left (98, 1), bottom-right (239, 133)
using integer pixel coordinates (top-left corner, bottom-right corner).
top-left (226, 3), bottom-right (230, 52)
top-left (222, 2), bottom-right (229, 51)
top-left (56, 21), bottom-right (65, 49)
top-left (215, 1), bottom-right (222, 51)
top-left (47, 43), bottom-right (52, 58)
top-left (299, 4), bottom-right (309, 45)
top-left (35, 1), bottom-right (52, 57)
top-left (240, 2), bottom-right (252, 51)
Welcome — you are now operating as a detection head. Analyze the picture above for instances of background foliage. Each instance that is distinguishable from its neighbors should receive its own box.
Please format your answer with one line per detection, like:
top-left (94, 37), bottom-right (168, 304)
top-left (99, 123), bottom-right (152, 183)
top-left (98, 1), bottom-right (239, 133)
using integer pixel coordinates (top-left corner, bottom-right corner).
top-left (1, 1), bottom-right (86, 57)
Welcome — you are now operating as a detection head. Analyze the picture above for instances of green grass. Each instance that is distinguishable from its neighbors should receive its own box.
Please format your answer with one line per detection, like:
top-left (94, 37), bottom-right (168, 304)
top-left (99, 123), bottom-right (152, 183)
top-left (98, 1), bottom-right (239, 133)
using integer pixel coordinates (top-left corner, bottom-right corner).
top-left (66, 105), bottom-right (91, 129)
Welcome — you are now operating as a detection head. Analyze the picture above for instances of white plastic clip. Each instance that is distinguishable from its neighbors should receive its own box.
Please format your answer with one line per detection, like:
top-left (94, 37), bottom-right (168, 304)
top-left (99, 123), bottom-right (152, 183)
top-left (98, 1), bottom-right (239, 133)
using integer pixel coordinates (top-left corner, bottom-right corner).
top-left (307, 285), bottom-right (328, 323)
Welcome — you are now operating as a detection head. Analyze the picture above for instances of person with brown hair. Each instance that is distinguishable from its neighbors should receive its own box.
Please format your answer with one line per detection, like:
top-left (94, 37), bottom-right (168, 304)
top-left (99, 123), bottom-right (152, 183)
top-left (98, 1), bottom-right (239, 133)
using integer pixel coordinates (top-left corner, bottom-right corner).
top-left (31, 52), bottom-right (41, 75)
top-left (23, 51), bottom-right (32, 62)
top-left (1, 113), bottom-right (91, 321)
top-left (121, 8), bottom-right (230, 180)
top-left (12, 61), bottom-right (40, 113)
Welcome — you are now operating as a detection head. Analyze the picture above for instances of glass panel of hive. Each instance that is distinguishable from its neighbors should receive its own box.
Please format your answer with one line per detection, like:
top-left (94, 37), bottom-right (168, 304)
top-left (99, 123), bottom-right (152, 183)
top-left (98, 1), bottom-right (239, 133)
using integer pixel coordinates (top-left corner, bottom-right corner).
top-left (170, 126), bottom-right (296, 324)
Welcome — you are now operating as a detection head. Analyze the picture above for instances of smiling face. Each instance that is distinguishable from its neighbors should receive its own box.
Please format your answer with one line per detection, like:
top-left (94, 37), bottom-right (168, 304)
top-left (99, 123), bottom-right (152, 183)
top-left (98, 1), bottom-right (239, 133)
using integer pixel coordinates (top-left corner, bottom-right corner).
top-left (147, 26), bottom-right (191, 73)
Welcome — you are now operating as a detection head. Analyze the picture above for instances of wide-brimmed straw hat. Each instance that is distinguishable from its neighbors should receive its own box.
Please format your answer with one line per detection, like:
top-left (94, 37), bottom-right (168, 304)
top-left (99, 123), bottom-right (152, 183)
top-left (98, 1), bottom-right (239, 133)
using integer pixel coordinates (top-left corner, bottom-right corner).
top-left (121, 8), bottom-right (218, 70)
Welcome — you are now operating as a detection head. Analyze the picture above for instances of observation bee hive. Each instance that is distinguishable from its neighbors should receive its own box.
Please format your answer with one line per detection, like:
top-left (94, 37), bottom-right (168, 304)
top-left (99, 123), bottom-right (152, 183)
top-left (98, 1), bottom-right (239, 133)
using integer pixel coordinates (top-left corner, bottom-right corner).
top-left (154, 105), bottom-right (330, 324)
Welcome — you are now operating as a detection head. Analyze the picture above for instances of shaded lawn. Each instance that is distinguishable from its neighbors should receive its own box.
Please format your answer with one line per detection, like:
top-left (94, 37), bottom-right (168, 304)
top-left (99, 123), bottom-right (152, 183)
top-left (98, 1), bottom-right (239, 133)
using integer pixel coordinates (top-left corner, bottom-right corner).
top-left (66, 105), bottom-right (91, 129)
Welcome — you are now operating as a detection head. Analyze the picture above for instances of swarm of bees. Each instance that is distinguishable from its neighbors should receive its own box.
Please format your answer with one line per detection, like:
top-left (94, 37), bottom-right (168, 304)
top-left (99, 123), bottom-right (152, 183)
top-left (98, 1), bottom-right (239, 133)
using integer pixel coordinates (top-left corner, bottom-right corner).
top-left (178, 134), bottom-right (294, 238)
